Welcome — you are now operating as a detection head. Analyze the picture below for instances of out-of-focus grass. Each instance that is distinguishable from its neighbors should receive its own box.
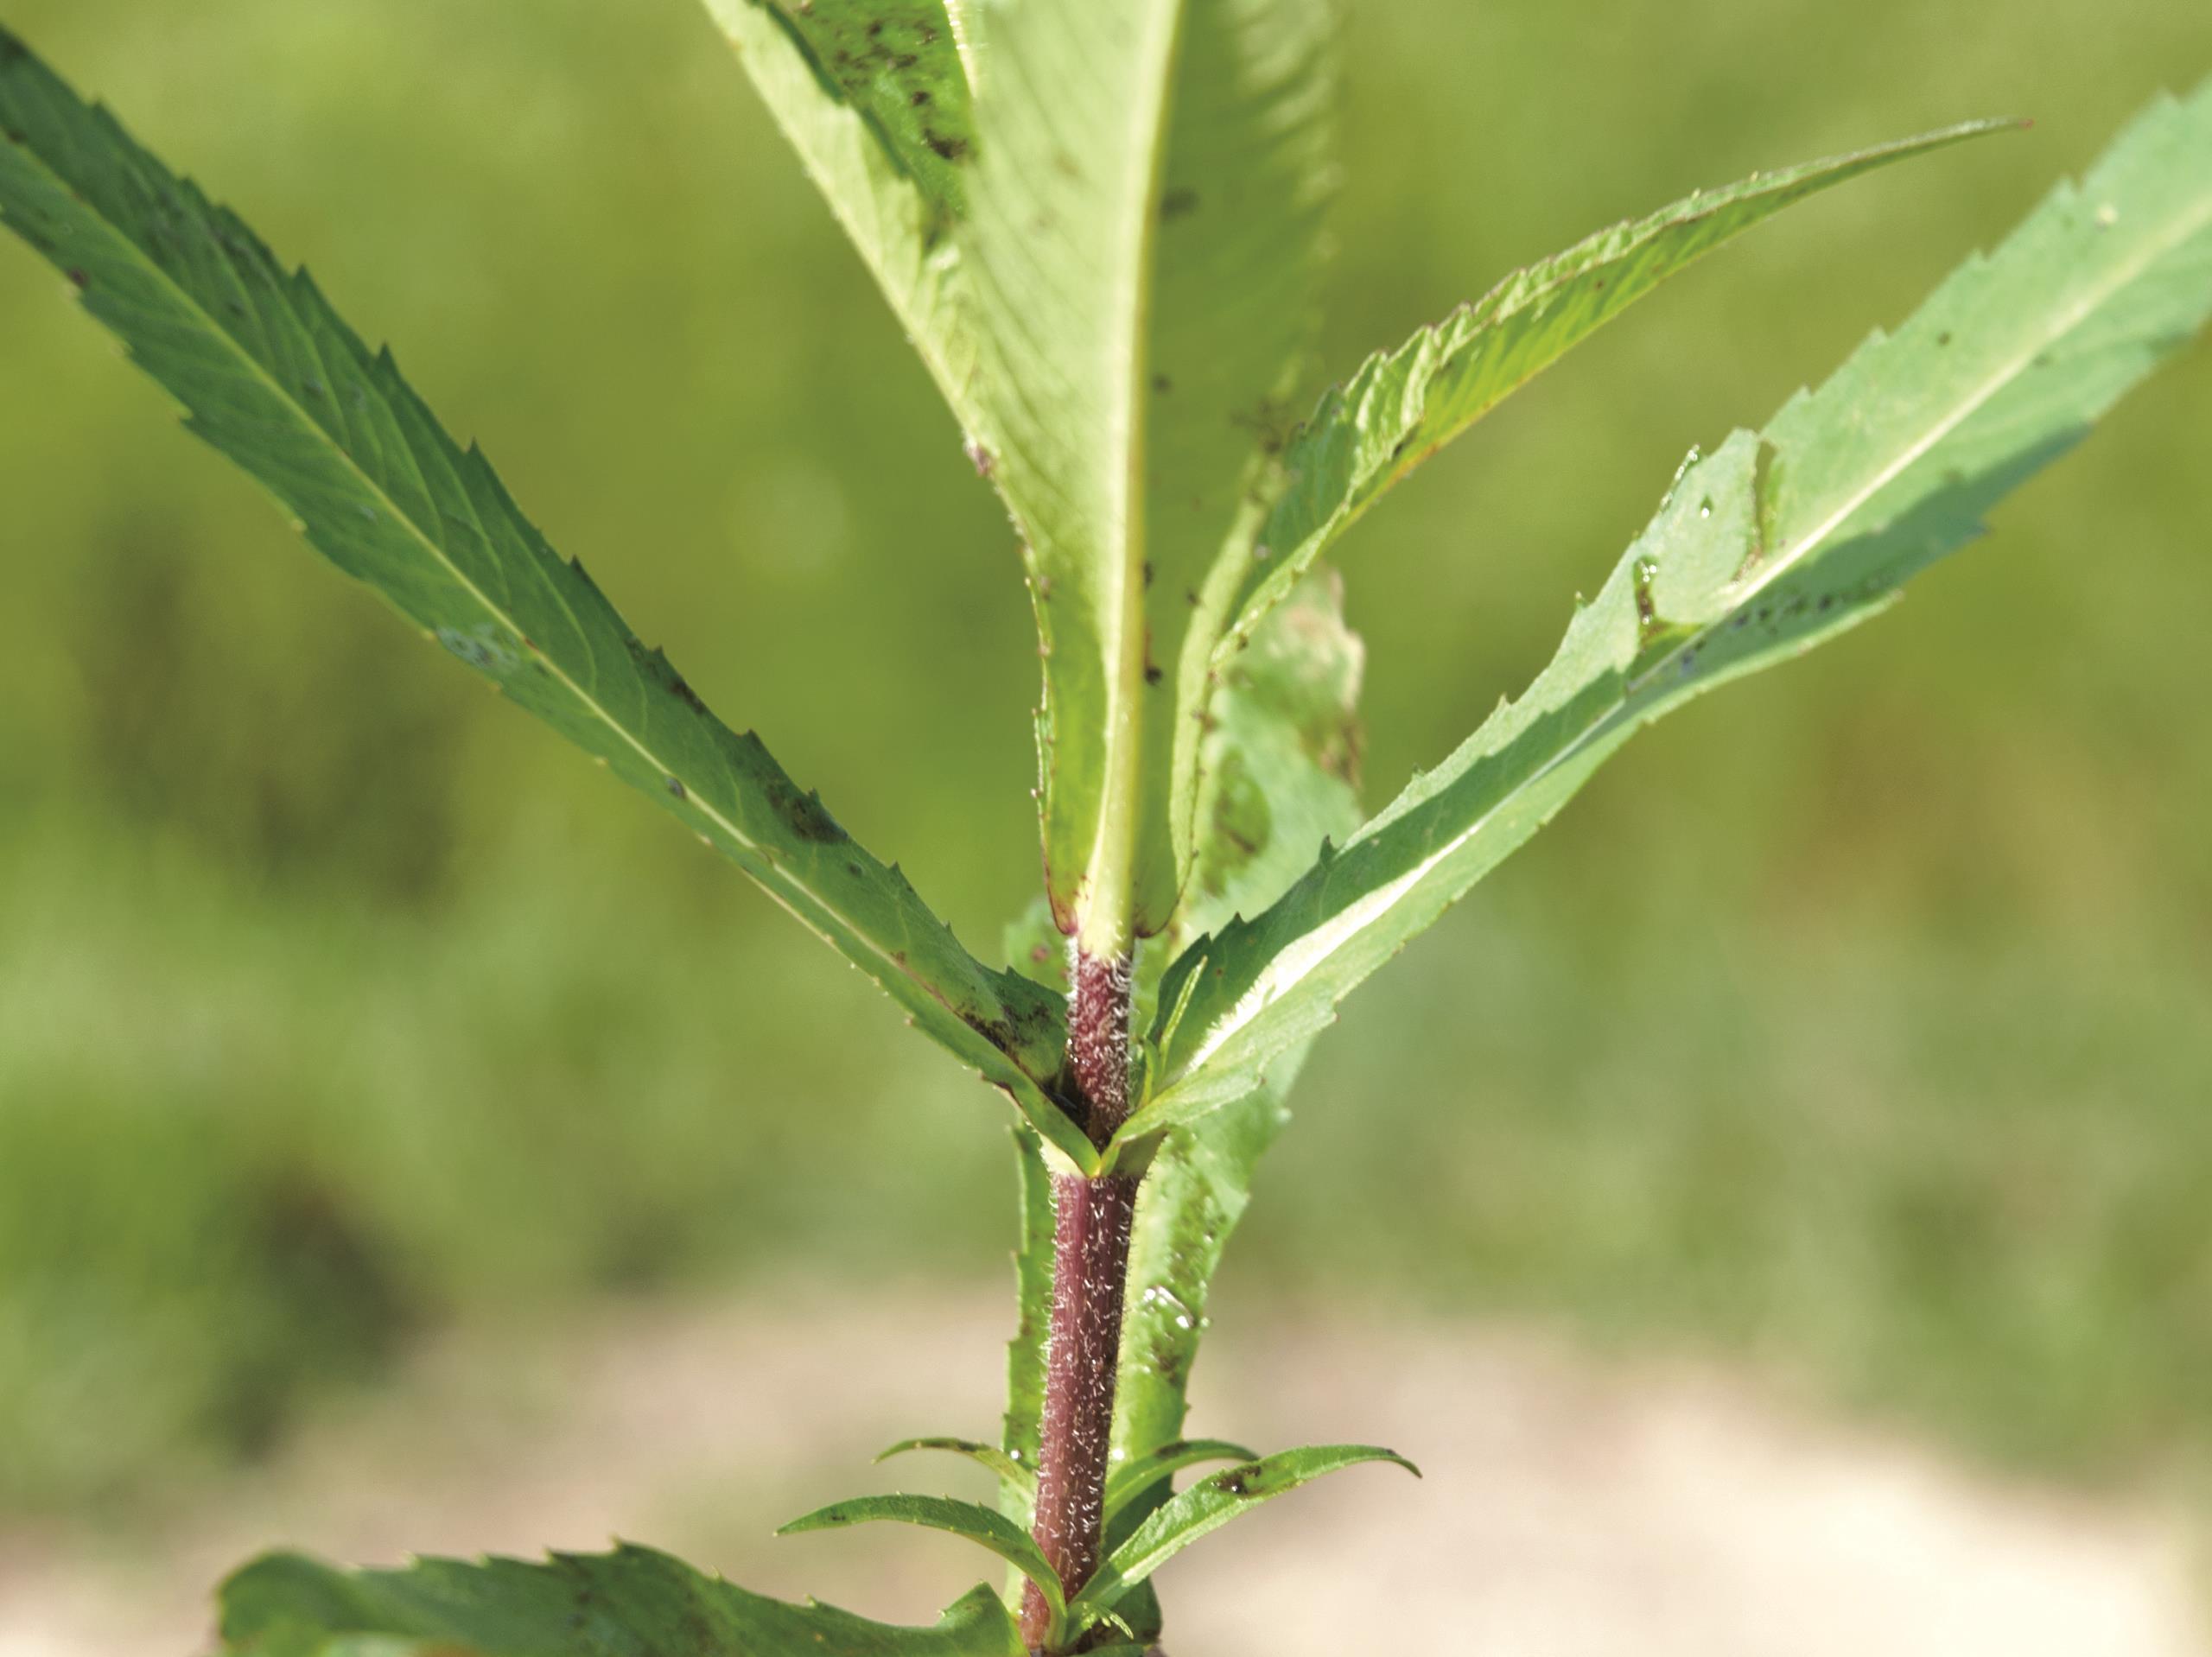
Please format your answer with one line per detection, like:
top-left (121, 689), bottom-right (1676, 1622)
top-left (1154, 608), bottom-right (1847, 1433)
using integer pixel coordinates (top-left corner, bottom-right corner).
top-left (0, 0), bottom-right (2208, 1508)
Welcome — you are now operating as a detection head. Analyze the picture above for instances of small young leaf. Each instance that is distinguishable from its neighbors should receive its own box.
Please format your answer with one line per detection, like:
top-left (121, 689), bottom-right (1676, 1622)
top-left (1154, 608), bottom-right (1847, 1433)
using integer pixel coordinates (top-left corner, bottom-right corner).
top-left (878, 1436), bottom-right (1036, 1494)
top-left (1067, 1445), bottom-right (1419, 1628)
top-left (1102, 1438), bottom-right (1261, 1520)
top-left (1211, 120), bottom-right (2012, 667)
top-left (780, 1494), bottom-right (1066, 1639)
top-left (0, 23), bottom-right (1098, 1175)
top-left (1128, 75), bottom-right (2212, 1141)
top-left (998, 1123), bottom-right (1057, 1525)
top-left (219, 1543), bottom-right (1025, 1655)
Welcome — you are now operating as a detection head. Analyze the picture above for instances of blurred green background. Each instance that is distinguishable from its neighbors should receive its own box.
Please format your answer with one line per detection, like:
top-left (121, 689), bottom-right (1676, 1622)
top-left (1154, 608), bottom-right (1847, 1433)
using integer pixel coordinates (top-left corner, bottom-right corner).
top-left (2, 0), bottom-right (2209, 1517)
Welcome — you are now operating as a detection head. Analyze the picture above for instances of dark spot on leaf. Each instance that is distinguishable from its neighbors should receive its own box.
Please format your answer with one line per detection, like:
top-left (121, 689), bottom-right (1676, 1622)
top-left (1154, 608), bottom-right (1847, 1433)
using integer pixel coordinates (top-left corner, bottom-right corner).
top-left (1160, 187), bottom-right (1199, 221)
top-left (1151, 373), bottom-right (1173, 393)
top-left (669, 675), bottom-right (707, 714)
top-left (910, 88), bottom-right (931, 107)
top-left (1145, 664), bottom-right (1164, 686)
top-left (67, 268), bottom-right (87, 289)
top-left (664, 776), bottom-right (687, 801)
top-left (960, 1006), bottom-right (1020, 1054)
top-left (926, 133), bottom-right (969, 162)
top-left (767, 778), bottom-right (842, 842)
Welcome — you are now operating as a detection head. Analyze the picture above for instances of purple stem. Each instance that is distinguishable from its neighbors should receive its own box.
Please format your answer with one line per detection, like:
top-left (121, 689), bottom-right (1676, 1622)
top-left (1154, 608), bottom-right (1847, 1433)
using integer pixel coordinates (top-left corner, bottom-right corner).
top-left (1020, 949), bottom-right (1139, 1653)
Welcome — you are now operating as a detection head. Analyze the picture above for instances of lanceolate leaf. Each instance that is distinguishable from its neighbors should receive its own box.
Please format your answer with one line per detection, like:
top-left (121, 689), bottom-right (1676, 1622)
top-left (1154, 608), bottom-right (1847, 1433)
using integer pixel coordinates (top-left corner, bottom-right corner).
top-left (779, 1495), bottom-right (1066, 1637)
top-left (0, 26), bottom-right (1096, 1173)
top-left (1066, 1445), bottom-right (1419, 1628)
top-left (997, 1121), bottom-right (1056, 1523)
top-left (700, 0), bottom-right (982, 423)
top-left (1102, 1438), bottom-right (1261, 1521)
top-left (1123, 79), bottom-right (2212, 1145)
top-left (1209, 121), bottom-right (2012, 671)
top-left (878, 1436), bottom-right (1036, 1494)
top-left (219, 1545), bottom-right (1025, 1656)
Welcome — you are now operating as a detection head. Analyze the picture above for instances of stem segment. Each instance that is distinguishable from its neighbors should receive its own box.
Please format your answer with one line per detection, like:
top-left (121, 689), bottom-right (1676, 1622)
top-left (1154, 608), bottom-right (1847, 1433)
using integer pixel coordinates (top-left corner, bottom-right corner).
top-left (1020, 949), bottom-right (1140, 1652)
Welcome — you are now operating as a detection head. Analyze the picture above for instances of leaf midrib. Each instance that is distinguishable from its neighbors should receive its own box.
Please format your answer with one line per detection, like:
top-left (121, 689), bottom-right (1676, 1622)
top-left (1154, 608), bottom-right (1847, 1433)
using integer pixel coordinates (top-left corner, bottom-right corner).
top-left (1077, 0), bottom-right (1187, 955)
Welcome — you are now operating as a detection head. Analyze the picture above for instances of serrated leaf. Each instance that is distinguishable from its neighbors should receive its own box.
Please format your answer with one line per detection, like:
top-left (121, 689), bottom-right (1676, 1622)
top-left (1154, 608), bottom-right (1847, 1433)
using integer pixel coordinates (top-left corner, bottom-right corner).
top-left (1210, 120), bottom-right (2012, 668)
top-left (219, 1544), bottom-right (1024, 1656)
top-left (1126, 78), bottom-right (2212, 1140)
top-left (0, 24), bottom-right (1098, 1176)
top-left (700, 0), bottom-right (982, 424)
top-left (963, 0), bottom-right (1336, 949)
top-left (780, 1494), bottom-right (1065, 1640)
top-left (1102, 1438), bottom-right (1260, 1520)
top-left (1066, 1445), bottom-right (1419, 1628)
top-left (877, 1436), bottom-right (1035, 1493)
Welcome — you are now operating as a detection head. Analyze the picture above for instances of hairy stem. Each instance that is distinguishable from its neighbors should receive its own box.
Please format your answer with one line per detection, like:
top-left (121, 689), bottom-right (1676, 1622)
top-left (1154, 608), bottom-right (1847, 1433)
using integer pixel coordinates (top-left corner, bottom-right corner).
top-left (1021, 950), bottom-right (1139, 1652)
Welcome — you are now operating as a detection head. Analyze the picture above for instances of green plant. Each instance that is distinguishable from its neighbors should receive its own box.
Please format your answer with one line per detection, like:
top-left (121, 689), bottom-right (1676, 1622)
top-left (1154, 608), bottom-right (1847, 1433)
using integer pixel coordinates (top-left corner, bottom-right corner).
top-left (3, 3), bottom-right (2209, 1650)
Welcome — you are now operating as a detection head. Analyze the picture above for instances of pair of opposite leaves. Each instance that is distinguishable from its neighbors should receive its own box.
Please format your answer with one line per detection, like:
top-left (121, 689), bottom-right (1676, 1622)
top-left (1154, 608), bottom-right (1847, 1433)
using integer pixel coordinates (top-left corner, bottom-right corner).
top-left (3, 8), bottom-right (2210, 1652)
